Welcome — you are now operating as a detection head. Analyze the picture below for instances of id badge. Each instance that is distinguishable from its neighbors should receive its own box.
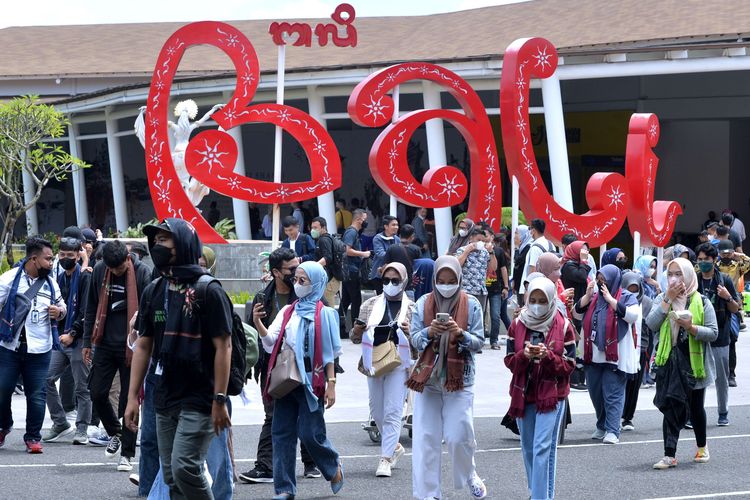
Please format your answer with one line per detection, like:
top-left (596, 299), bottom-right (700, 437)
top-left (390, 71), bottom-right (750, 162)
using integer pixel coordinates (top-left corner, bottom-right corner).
top-left (31, 309), bottom-right (39, 324)
top-left (155, 362), bottom-right (163, 376)
top-left (591, 330), bottom-right (597, 342)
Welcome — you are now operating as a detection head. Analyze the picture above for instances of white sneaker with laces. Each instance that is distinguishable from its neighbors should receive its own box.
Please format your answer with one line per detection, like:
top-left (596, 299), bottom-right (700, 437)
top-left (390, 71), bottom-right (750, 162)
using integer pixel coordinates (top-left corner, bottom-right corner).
top-left (603, 432), bottom-right (620, 444)
top-left (468, 472), bottom-right (487, 499)
top-left (390, 443), bottom-right (405, 468)
top-left (375, 458), bottom-right (392, 477)
top-left (117, 456), bottom-right (133, 472)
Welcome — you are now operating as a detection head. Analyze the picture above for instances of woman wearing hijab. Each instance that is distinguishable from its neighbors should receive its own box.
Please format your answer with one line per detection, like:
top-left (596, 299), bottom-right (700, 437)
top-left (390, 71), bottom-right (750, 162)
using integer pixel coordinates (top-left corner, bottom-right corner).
top-left (447, 218), bottom-right (475, 256)
top-left (620, 272), bottom-right (653, 432)
top-left (561, 241), bottom-right (591, 304)
top-left (512, 225), bottom-right (532, 302)
top-left (574, 264), bottom-right (641, 444)
top-left (356, 262), bottom-right (415, 478)
top-left (536, 253), bottom-right (573, 317)
top-left (505, 277), bottom-right (576, 500)
top-left (408, 255), bottom-right (487, 499)
top-left (601, 247), bottom-right (628, 270)
top-left (634, 255), bottom-right (661, 299)
top-left (255, 261), bottom-right (344, 499)
top-left (646, 258), bottom-right (718, 469)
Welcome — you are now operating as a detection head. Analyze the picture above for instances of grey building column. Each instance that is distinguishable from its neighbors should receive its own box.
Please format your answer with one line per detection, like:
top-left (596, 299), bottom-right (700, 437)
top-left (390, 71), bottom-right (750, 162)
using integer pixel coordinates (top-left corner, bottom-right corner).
top-left (105, 109), bottom-right (129, 232)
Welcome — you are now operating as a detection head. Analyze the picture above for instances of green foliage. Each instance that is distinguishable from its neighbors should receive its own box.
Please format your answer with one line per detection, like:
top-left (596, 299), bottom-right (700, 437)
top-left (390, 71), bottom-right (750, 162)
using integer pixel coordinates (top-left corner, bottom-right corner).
top-left (122, 218), bottom-right (159, 239)
top-left (502, 207), bottom-right (527, 227)
top-left (214, 218), bottom-right (237, 240)
top-left (229, 290), bottom-right (251, 305)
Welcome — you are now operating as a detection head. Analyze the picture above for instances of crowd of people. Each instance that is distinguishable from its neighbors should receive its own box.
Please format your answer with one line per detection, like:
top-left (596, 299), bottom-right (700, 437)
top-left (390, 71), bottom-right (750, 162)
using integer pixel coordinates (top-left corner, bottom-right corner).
top-left (0, 203), bottom-right (746, 500)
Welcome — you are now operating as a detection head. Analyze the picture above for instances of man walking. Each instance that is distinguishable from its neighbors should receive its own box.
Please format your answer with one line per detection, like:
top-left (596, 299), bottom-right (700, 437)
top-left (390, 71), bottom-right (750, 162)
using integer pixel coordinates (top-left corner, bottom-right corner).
top-left (84, 240), bottom-right (151, 471)
top-left (311, 216), bottom-right (342, 307)
top-left (44, 236), bottom-right (93, 445)
top-left (0, 237), bottom-right (67, 453)
top-left (339, 209), bottom-right (371, 337)
top-left (281, 216), bottom-right (316, 263)
top-left (125, 218), bottom-right (233, 500)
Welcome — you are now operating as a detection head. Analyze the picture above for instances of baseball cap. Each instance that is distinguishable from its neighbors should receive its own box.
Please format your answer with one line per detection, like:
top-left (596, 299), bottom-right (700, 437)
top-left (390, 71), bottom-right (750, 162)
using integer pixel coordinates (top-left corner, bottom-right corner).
top-left (718, 240), bottom-right (734, 254)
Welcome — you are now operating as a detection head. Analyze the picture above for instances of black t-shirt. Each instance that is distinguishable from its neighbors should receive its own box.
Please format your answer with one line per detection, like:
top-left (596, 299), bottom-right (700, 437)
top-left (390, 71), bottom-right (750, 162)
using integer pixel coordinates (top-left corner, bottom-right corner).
top-left (486, 247), bottom-right (509, 294)
top-left (101, 273), bottom-right (128, 351)
top-left (698, 272), bottom-right (737, 347)
top-left (140, 280), bottom-right (234, 414)
top-left (374, 300), bottom-right (401, 346)
top-left (315, 234), bottom-right (335, 280)
top-left (728, 229), bottom-right (742, 250)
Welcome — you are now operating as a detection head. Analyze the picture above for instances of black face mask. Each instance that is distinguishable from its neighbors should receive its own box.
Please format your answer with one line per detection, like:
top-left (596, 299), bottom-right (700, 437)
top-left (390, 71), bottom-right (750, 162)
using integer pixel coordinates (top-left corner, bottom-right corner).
top-left (361, 220), bottom-right (369, 230)
top-left (615, 259), bottom-right (628, 270)
top-left (36, 260), bottom-right (50, 279)
top-left (60, 258), bottom-right (77, 271)
top-left (150, 244), bottom-right (174, 268)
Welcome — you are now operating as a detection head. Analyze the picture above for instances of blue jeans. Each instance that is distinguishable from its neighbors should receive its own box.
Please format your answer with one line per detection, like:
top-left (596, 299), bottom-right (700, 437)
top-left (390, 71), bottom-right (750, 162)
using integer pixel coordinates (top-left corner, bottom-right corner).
top-left (272, 386), bottom-right (340, 496)
top-left (585, 363), bottom-right (627, 437)
top-left (0, 346), bottom-right (52, 442)
top-left (488, 293), bottom-right (511, 345)
top-left (517, 401), bottom-right (565, 500)
top-left (139, 369), bottom-right (159, 496)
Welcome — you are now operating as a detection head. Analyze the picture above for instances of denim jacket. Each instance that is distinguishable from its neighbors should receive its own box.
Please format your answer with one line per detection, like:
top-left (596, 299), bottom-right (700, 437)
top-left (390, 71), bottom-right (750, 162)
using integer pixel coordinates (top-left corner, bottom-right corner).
top-left (410, 293), bottom-right (485, 387)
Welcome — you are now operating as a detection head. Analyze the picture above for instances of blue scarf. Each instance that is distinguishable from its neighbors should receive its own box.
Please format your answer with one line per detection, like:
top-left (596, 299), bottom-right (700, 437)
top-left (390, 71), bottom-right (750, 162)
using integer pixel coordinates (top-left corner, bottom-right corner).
top-left (59, 264), bottom-right (81, 333)
top-left (0, 260), bottom-right (60, 350)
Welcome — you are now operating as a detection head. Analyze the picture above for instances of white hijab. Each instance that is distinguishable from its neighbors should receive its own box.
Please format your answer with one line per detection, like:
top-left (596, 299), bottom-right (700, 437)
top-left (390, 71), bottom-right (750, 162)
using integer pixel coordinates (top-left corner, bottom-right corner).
top-left (519, 276), bottom-right (558, 334)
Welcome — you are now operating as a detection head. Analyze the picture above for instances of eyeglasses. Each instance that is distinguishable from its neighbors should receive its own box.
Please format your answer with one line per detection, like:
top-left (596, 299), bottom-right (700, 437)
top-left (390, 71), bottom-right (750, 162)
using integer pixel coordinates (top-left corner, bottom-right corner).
top-left (382, 277), bottom-right (402, 286)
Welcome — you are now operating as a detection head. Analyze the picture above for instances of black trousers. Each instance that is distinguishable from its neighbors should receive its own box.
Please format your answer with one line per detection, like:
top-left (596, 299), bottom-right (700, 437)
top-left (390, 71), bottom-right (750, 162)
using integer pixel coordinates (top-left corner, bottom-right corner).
top-left (60, 365), bottom-right (76, 413)
top-left (339, 278), bottom-right (362, 337)
top-left (729, 336), bottom-right (737, 377)
top-left (622, 350), bottom-right (648, 422)
top-left (663, 388), bottom-right (706, 458)
top-left (88, 347), bottom-right (137, 458)
top-left (255, 396), bottom-right (314, 473)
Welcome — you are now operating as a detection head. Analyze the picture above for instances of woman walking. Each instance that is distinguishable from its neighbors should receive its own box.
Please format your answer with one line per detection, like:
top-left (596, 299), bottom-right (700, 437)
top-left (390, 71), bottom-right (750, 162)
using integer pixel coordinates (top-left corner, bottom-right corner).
top-left (574, 264), bottom-right (641, 444)
top-left (505, 276), bottom-right (576, 500)
top-left (357, 263), bottom-right (415, 478)
top-left (256, 261), bottom-right (344, 499)
top-left (408, 255), bottom-right (487, 499)
top-left (646, 258), bottom-right (718, 469)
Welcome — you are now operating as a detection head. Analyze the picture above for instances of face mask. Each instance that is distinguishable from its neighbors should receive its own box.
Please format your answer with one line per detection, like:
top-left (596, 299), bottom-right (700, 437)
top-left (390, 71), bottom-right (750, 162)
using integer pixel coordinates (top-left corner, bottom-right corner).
top-left (668, 276), bottom-right (682, 288)
top-left (435, 284), bottom-right (459, 297)
top-left (59, 258), bottom-right (77, 271)
top-left (150, 244), bottom-right (173, 268)
top-left (458, 229), bottom-right (468, 238)
top-left (294, 283), bottom-right (313, 298)
top-left (528, 304), bottom-right (546, 317)
top-left (281, 272), bottom-right (295, 287)
top-left (360, 220), bottom-right (369, 230)
top-left (647, 268), bottom-right (656, 278)
top-left (697, 261), bottom-right (714, 273)
top-left (310, 229), bottom-right (320, 239)
top-left (720, 257), bottom-right (732, 265)
top-left (383, 282), bottom-right (403, 297)
top-left (36, 261), bottom-right (50, 279)
top-left (615, 259), bottom-right (628, 270)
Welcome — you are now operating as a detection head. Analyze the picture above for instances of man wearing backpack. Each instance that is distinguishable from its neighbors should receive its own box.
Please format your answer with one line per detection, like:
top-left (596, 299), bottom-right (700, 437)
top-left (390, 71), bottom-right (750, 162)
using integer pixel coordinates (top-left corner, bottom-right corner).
top-left (311, 217), bottom-right (343, 307)
top-left (124, 218), bottom-right (233, 500)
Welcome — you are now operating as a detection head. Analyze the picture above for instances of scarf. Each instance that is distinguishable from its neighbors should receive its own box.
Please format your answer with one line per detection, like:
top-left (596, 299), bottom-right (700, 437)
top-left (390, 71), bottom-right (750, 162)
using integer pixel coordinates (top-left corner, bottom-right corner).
top-left (447, 218), bottom-right (474, 255)
top-left (516, 225), bottom-right (532, 252)
top-left (601, 247), bottom-right (623, 267)
top-left (655, 291), bottom-right (706, 378)
top-left (0, 260), bottom-right (59, 349)
top-left (59, 264), bottom-right (81, 333)
top-left (519, 277), bottom-right (558, 333)
top-left (508, 313), bottom-right (567, 418)
top-left (91, 259), bottom-right (138, 366)
top-left (582, 264), bottom-right (637, 363)
top-left (362, 263), bottom-right (412, 371)
top-left (536, 253), bottom-right (562, 283)
top-left (562, 241), bottom-right (586, 264)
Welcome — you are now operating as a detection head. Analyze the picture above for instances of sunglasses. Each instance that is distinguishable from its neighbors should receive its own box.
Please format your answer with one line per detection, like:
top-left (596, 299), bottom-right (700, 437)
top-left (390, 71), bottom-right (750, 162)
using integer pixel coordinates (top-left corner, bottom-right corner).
top-left (382, 277), bottom-right (402, 286)
top-left (60, 237), bottom-right (82, 249)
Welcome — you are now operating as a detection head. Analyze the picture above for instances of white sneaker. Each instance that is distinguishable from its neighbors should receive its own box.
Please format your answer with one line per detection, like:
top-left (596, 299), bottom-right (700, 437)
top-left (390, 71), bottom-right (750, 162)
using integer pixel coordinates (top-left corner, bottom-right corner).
top-left (591, 428), bottom-right (606, 440)
top-left (390, 443), bottom-right (405, 469)
top-left (468, 472), bottom-right (487, 499)
top-left (602, 432), bottom-right (620, 444)
top-left (129, 474), bottom-right (140, 486)
top-left (117, 456), bottom-right (133, 472)
top-left (375, 458), bottom-right (392, 477)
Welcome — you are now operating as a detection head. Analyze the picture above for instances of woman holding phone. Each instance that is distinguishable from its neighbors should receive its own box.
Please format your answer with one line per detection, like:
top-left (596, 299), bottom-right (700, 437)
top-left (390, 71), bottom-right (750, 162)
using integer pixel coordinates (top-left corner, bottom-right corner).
top-left (505, 276), bottom-right (576, 500)
top-left (354, 262), bottom-right (415, 478)
top-left (408, 255), bottom-right (487, 499)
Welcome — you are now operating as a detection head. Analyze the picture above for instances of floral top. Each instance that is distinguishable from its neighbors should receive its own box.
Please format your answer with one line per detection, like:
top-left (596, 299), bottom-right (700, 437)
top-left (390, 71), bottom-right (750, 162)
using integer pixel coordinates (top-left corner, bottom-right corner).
top-left (456, 244), bottom-right (490, 296)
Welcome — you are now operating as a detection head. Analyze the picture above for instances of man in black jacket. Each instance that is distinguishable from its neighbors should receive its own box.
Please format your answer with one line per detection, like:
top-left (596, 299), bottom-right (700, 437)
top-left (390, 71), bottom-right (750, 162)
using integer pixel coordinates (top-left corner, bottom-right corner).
top-left (83, 240), bottom-right (151, 471)
top-left (44, 236), bottom-right (93, 445)
top-left (238, 247), bottom-right (321, 484)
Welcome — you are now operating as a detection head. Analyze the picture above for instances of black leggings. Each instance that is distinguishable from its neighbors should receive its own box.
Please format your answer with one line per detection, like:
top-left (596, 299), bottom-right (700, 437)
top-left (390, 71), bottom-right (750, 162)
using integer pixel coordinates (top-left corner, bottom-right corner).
top-left (663, 388), bottom-right (706, 458)
top-left (622, 350), bottom-right (648, 422)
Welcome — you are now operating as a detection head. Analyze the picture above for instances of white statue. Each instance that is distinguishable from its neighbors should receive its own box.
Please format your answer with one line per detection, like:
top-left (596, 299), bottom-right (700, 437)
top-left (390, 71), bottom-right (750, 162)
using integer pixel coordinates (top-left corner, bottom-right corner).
top-left (135, 99), bottom-right (224, 207)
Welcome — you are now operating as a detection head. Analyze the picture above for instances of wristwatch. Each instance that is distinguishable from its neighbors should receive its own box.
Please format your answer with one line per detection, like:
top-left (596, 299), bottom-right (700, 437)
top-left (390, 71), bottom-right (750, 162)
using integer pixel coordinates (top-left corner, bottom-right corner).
top-left (213, 393), bottom-right (227, 405)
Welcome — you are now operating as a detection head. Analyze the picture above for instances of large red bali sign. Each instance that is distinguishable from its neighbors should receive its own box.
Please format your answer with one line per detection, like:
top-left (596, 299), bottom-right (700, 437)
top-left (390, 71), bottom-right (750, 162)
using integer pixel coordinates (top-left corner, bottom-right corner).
top-left (144, 18), bottom-right (681, 246)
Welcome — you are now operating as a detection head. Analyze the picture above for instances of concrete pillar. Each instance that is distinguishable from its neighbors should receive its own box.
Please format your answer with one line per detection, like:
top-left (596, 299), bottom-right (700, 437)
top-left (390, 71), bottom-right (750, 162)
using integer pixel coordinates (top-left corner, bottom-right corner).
top-left (22, 159), bottom-right (38, 235)
top-left (422, 81), bottom-right (453, 255)
top-left (68, 122), bottom-right (90, 227)
top-left (104, 110), bottom-right (129, 232)
top-left (541, 73), bottom-right (574, 211)
top-left (226, 126), bottom-right (252, 240)
top-left (307, 86), bottom-right (337, 231)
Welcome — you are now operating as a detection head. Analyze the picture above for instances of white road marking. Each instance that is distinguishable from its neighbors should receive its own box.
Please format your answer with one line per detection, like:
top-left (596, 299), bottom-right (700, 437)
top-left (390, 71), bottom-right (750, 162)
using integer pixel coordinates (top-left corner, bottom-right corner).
top-left (643, 492), bottom-right (750, 500)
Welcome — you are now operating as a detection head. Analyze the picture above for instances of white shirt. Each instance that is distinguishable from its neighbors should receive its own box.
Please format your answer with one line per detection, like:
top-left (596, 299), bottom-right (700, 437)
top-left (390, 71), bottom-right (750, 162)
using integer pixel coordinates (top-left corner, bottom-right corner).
top-left (520, 235), bottom-right (551, 293)
top-left (732, 218), bottom-right (746, 242)
top-left (261, 305), bottom-right (300, 353)
top-left (0, 267), bottom-right (66, 354)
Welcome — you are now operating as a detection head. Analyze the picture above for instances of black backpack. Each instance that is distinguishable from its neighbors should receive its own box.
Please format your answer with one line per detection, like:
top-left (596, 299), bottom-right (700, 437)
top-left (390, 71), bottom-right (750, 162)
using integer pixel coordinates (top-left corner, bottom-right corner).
top-left (148, 276), bottom-right (247, 396)
top-left (322, 233), bottom-right (347, 282)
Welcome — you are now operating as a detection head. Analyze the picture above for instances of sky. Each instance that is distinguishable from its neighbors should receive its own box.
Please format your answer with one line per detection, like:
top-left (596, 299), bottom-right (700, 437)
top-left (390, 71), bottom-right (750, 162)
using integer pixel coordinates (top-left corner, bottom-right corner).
top-left (1, 0), bottom-right (528, 28)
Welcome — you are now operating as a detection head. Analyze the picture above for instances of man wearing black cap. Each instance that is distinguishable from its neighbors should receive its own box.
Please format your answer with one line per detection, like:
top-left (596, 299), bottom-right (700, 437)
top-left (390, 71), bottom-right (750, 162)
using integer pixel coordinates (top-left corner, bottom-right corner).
top-left (717, 239), bottom-right (750, 387)
top-left (125, 218), bottom-right (233, 499)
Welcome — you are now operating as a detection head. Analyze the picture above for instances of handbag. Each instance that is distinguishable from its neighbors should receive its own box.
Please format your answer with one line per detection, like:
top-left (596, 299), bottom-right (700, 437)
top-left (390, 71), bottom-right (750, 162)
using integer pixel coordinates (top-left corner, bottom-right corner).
top-left (358, 332), bottom-right (401, 377)
top-left (267, 345), bottom-right (302, 399)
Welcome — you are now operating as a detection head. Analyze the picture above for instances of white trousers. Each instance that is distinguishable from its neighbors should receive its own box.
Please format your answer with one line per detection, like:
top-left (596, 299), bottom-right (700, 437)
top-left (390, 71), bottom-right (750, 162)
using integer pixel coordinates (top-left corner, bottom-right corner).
top-left (412, 383), bottom-right (476, 499)
top-left (368, 367), bottom-right (408, 458)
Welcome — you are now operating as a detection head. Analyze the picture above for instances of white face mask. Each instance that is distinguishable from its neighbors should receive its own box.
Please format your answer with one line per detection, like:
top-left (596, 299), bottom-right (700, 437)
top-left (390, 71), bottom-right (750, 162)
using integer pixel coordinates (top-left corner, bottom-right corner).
top-left (436, 284), bottom-right (459, 297)
top-left (667, 276), bottom-right (682, 288)
top-left (383, 282), bottom-right (403, 297)
top-left (458, 229), bottom-right (468, 238)
top-left (647, 268), bottom-right (656, 278)
top-left (294, 283), bottom-right (313, 298)
top-left (528, 303), bottom-right (547, 317)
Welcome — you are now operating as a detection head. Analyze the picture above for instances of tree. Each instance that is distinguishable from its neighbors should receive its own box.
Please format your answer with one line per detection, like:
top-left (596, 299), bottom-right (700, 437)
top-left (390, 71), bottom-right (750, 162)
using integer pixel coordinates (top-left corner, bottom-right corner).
top-left (0, 96), bottom-right (88, 264)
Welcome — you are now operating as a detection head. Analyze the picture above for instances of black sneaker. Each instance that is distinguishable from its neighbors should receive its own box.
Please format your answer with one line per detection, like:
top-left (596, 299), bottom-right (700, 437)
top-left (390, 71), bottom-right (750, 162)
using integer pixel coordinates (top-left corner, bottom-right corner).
top-left (304, 464), bottom-right (322, 478)
top-left (239, 467), bottom-right (273, 483)
top-left (570, 383), bottom-right (588, 391)
top-left (728, 376), bottom-right (737, 388)
top-left (105, 434), bottom-right (122, 460)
